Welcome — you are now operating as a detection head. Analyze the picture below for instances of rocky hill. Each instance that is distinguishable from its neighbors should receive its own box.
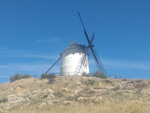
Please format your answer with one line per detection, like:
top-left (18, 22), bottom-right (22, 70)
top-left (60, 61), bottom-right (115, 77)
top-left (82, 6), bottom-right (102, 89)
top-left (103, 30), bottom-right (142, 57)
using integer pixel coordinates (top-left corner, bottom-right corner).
top-left (0, 76), bottom-right (150, 113)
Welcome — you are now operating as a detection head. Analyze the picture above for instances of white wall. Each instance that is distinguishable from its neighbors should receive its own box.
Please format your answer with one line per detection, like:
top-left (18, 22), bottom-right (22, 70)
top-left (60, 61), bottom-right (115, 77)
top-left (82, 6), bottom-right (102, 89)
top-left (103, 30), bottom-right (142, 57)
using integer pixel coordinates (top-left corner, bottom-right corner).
top-left (60, 52), bottom-right (89, 75)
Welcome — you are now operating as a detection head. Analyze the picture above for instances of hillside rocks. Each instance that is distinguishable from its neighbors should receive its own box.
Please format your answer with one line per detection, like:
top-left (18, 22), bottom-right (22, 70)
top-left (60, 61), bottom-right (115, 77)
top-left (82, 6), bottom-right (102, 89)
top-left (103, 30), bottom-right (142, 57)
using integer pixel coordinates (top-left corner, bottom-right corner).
top-left (0, 88), bottom-right (55, 112)
top-left (0, 77), bottom-right (150, 113)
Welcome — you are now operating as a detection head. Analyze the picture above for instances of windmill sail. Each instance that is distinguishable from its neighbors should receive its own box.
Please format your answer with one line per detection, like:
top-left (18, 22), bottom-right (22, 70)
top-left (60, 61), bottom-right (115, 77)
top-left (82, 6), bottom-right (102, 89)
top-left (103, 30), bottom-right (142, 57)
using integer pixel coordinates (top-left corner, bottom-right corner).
top-left (78, 11), bottom-right (106, 75)
top-left (90, 33), bottom-right (95, 44)
top-left (93, 49), bottom-right (106, 74)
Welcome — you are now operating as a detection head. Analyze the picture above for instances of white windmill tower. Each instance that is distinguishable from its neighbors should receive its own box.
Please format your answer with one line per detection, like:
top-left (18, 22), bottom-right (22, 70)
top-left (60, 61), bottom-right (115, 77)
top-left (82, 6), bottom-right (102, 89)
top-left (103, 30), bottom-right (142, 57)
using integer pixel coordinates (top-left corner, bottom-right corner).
top-left (45, 12), bottom-right (106, 76)
top-left (60, 41), bottom-right (89, 75)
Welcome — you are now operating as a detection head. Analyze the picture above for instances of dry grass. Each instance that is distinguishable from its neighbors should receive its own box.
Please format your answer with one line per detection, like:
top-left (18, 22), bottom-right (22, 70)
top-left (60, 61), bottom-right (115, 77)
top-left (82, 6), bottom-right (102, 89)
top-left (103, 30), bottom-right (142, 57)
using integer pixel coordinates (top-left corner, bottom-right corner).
top-left (1, 76), bottom-right (150, 113)
top-left (10, 100), bottom-right (150, 113)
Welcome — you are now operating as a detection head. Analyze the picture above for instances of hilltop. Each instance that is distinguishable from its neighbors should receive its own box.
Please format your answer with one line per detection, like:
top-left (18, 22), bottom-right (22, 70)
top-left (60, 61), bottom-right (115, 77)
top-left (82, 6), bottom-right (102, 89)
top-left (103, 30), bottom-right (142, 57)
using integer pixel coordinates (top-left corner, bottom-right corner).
top-left (0, 76), bottom-right (150, 113)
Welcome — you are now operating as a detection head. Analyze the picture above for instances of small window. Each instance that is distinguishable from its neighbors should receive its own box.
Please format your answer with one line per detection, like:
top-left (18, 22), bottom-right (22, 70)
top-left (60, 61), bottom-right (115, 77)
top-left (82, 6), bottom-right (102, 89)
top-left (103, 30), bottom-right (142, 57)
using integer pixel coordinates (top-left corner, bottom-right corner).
top-left (79, 53), bottom-right (81, 55)
top-left (73, 53), bottom-right (75, 54)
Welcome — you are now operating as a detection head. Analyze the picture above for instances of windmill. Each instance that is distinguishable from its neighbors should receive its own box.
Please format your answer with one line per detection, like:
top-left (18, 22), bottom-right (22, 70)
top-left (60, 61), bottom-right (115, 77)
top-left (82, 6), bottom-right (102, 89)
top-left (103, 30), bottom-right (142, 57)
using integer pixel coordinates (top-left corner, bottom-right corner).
top-left (45, 12), bottom-right (106, 76)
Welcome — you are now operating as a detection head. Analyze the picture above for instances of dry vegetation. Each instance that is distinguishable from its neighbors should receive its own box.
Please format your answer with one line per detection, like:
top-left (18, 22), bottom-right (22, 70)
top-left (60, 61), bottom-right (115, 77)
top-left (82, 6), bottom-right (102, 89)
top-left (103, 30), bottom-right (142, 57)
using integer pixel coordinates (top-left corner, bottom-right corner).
top-left (0, 76), bottom-right (150, 113)
top-left (10, 101), bottom-right (150, 113)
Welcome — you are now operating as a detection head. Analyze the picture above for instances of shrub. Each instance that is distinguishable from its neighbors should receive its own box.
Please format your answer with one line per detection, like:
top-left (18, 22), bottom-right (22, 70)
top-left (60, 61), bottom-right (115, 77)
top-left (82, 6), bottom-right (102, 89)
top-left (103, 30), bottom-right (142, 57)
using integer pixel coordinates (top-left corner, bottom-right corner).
top-left (47, 74), bottom-right (56, 79)
top-left (104, 79), bottom-right (112, 83)
top-left (82, 72), bottom-right (91, 77)
top-left (66, 96), bottom-right (74, 101)
top-left (122, 79), bottom-right (127, 81)
top-left (92, 71), bottom-right (107, 79)
top-left (54, 92), bottom-right (63, 98)
top-left (86, 79), bottom-right (95, 85)
top-left (0, 97), bottom-right (8, 103)
top-left (10, 73), bottom-right (32, 82)
top-left (135, 79), bottom-right (143, 83)
top-left (134, 81), bottom-right (148, 89)
top-left (48, 78), bottom-right (55, 84)
top-left (41, 73), bottom-right (56, 84)
top-left (22, 74), bottom-right (32, 78)
top-left (112, 86), bottom-right (120, 91)
top-left (41, 73), bottom-right (56, 79)
top-left (41, 73), bottom-right (46, 79)
top-left (10, 73), bottom-right (22, 82)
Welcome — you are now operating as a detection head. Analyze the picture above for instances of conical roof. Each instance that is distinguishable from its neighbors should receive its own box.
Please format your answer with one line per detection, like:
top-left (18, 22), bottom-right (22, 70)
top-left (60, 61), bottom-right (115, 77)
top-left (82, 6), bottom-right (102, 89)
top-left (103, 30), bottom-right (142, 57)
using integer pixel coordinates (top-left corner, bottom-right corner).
top-left (62, 41), bottom-right (88, 54)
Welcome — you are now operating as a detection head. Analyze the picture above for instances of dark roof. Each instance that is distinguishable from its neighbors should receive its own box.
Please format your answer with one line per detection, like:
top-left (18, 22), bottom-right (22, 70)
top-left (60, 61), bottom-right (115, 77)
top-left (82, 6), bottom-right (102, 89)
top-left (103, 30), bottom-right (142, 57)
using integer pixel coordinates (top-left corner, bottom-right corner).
top-left (62, 42), bottom-right (88, 54)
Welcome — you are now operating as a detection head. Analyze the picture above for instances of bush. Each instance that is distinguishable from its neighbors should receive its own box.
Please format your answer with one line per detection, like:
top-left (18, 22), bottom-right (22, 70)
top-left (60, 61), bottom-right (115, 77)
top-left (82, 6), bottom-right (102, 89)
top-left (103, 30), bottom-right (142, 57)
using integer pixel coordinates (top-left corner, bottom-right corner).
top-left (87, 79), bottom-right (95, 85)
top-left (41, 73), bottom-right (56, 84)
top-left (22, 74), bottom-right (32, 78)
top-left (48, 78), bottom-right (55, 84)
top-left (112, 86), bottom-right (120, 91)
top-left (54, 92), bottom-right (64, 98)
top-left (41, 73), bottom-right (56, 79)
top-left (82, 72), bottom-right (91, 77)
top-left (10, 73), bottom-right (22, 82)
top-left (10, 73), bottom-right (32, 82)
top-left (104, 79), bottom-right (112, 83)
top-left (134, 81), bottom-right (148, 89)
top-left (41, 73), bottom-right (46, 79)
top-left (122, 79), bottom-right (127, 81)
top-left (47, 74), bottom-right (56, 79)
top-left (92, 71), bottom-right (107, 79)
top-left (0, 97), bottom-right (8, 103)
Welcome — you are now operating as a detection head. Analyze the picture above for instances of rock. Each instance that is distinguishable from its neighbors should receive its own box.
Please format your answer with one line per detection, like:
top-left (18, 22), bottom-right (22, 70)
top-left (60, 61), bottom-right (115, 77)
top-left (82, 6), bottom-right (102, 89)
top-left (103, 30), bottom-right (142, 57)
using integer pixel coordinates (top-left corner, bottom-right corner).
top-left (2, 88), bottom-right (55, 110)
top-left (47, 100), bottom-right (53, 105)
top-left (7, 94), bottom-right (28, 103)
top-left (38, 102), bottom-right (47, 108)
top-left (62, 88), bottom-right (69, 92)
top-left (77, 96), bottom-right (105, 104)
top-left (47, 94), bottom-right (55, 99)
top-left (16, 93), bottom-right (24, 97)
top-left (88, 89), bottom-right (95, 94)
top-left (62, 101), bottom-right (74, 106)
top-left (76, 82), bottom-right (82, 85)
top-left (77, 97), bottom-right (84, 102)
top-left (15, 87), bottom-right (22, 91)
top-left (52, 99), bottom-right (61, 104)
top-left (28, 88), bottom-right (54, 98)
top-left (74, 89), bottom-right (81, 94)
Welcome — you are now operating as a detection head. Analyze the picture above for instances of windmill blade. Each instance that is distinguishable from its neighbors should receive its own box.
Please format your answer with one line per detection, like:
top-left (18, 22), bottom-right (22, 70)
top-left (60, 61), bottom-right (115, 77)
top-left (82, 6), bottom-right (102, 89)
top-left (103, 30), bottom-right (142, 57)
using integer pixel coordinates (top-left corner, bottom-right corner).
top-left (45, 56), bottom-right (61, 74)
top-left (90, 33), bottom-right (95, 44)
top-left (78, 11), bottom-right (92, 47)
top-left (90, 47), bottom-right (106, 74)
top-left (78, 11), bottom-right (106, 75)
top-left (94, 49), bottom-right (106, 74)
top-left (78, 54), bottom-right (87, 75)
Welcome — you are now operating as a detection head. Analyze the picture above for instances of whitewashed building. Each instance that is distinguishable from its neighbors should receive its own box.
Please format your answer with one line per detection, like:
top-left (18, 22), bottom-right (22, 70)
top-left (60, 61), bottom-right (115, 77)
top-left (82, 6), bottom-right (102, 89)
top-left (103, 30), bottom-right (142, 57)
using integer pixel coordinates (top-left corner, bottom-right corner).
top-left (60, 42), bottom-right (89, 75)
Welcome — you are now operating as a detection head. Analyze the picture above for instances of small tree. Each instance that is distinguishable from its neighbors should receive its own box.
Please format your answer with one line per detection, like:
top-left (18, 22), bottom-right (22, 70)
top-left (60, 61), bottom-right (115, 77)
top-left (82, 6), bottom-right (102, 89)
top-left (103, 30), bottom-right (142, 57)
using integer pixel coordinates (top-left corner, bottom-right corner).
top-left (10, 73), bottom-right (22, 82)
top-left (22, 74), bottom-right (32, 78)
top-left (92, 71), bottom-right (107, 79)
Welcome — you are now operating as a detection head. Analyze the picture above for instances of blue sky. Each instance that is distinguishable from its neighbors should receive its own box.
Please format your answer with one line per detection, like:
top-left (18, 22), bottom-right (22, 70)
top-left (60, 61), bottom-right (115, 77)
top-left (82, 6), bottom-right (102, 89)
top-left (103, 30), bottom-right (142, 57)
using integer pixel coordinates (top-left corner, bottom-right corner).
top-left (0, 0), bottom-right (150, 83)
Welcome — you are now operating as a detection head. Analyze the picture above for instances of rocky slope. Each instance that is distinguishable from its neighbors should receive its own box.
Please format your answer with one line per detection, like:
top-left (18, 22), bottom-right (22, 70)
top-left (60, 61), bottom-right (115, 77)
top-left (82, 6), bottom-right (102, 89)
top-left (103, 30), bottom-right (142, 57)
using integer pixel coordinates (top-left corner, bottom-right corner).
top-left (0, 76), bottom-right (150, 113)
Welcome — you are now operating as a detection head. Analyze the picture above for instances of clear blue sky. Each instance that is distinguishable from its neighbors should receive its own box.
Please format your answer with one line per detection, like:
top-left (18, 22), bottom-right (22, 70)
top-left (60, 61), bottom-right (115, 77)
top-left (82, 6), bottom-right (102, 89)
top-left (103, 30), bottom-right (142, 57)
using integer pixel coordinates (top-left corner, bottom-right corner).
top-left (0, 0), bottom-right (150, 83)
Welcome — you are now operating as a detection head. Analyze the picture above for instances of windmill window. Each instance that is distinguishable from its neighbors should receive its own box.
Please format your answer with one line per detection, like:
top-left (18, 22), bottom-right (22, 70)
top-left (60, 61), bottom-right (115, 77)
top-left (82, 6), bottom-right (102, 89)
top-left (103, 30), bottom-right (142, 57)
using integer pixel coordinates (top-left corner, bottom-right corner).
top-left (79, 53), bottom-right (81, 55)
top-left (73, 53), bottom-right (75, 54)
